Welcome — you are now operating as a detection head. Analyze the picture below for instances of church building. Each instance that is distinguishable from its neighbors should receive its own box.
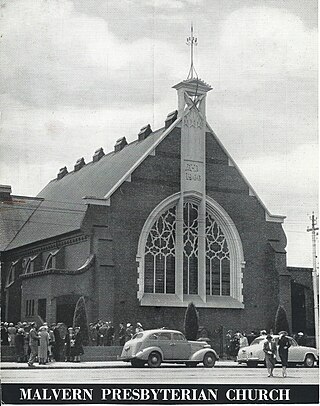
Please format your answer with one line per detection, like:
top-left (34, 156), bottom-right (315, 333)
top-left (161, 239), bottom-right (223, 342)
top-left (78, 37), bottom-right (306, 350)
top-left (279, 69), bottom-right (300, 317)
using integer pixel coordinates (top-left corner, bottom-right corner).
top-left (1, 72), bottom-right (291, 334)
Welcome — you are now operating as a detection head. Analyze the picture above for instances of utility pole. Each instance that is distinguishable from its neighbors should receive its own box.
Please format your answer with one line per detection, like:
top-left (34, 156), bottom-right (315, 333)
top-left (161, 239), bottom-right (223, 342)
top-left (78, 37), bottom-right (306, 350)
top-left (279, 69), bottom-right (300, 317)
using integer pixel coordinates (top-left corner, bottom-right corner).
top-left (307, 213), bottom-right (319, 353)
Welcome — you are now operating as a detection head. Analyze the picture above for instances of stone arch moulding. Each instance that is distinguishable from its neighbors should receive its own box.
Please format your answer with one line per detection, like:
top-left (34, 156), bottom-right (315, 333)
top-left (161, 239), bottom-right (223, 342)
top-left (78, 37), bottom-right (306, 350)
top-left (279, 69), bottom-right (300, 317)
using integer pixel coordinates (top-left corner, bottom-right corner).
top-left (136, 191), bottom-right (245, 308)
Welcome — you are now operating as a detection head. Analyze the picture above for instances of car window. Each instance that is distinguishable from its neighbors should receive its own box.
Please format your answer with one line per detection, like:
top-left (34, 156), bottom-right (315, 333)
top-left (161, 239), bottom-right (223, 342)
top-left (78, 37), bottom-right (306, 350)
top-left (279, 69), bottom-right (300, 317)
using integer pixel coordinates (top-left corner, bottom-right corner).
top-left (289, 337), bottom-right (298, 346)
top-left (149, 333), bottom-right (158, 340)
top-left (250, 337), bottom-right (267, 345)
top-left (158, 332), bottom-right (171, 341)
top-left (172, 333), bottom-right (186, 341)
top-left (132, 333), bottom-right (143, 340)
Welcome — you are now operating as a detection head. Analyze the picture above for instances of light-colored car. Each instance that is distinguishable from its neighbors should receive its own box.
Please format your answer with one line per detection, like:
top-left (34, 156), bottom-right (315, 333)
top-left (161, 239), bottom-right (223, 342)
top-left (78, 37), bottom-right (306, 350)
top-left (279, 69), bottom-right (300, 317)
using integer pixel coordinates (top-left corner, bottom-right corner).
top-left (237, 335), bottom-right (318, 367)
top-left (120, 329), bottom-right (219, 368)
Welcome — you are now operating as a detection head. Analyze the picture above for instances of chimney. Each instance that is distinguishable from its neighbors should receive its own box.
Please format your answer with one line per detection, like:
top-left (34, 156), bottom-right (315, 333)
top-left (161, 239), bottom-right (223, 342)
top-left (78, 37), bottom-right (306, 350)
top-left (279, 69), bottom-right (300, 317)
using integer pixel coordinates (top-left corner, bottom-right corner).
top-left (165, 110), bottom-right (178, 129)
top-left (57, 166), bottom-right (68, 180)
top-left (93, 147), bottom-right (105, 163)
top-left (74, 157), bottom-right (85, 172)
top-left (0, 185), bottom-right (12, 201)
top-left (138, 124), bottom-right (152, 141)
top-left (114, 137), bottom-right (127, 152)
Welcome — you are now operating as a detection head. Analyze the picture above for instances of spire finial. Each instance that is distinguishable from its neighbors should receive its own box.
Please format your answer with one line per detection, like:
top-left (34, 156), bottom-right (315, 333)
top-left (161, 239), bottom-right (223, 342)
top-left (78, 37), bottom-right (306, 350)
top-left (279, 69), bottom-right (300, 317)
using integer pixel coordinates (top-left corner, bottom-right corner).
top-left (186, 23), bottom-right (198, 80)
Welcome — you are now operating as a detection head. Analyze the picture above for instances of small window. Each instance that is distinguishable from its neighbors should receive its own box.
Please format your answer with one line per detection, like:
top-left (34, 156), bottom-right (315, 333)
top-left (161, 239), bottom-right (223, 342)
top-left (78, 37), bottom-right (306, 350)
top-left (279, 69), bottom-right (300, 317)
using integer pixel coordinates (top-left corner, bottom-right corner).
top-left (159, 332), bottom-right (171, 341)
top-left (26, 299), bottom-right (35, 317)
top-left (149, 334), bottom-right (158, 340)
top-left (173, 333), bottom-right (186, 341)
top-left (5, 263), bottom-right (16, 288)
top-left (45, 254), bottom-right (54, 270)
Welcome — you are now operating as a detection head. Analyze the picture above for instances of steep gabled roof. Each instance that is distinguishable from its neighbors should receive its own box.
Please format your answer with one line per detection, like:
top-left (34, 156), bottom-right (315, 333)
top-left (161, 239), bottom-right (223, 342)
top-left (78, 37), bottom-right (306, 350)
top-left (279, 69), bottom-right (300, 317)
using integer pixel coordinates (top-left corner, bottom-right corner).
top-left (1, 105), bottom-right (285, 252)
top-left (1, 126), bottom-right (170, 251)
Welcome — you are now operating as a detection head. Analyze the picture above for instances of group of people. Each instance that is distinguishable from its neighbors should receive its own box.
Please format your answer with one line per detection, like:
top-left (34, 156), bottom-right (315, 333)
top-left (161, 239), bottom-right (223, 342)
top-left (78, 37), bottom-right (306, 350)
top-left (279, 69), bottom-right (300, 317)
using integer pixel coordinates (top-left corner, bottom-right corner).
top-left (1, 321), bottom-right (84, 365)
top-left (225, 330), bottom-right (254, 359)
top-left (88, 320), bottom-right (143, 347)
top-left (263, 331), bottom-right (291, 378)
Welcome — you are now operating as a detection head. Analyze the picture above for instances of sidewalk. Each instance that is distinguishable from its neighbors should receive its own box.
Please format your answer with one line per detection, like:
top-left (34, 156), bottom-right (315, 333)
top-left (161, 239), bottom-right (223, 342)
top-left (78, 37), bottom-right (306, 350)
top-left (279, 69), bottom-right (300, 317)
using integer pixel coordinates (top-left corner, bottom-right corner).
top-left (1, 359), bottom-right (244, 370)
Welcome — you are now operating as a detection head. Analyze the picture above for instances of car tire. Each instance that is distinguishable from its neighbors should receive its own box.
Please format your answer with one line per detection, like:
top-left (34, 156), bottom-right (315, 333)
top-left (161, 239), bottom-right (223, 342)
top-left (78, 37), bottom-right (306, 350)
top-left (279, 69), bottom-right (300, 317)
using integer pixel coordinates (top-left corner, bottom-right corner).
top-left (203, 352), bottom-right (216, 368)
top-left (247, 361), bottom-right (258, 368)
top-left (185, 362), bottom-right (198, 367)
top-left (304, 354), bottom-right (315, 368)
top-left (147, 352), bottom-right (162, 368)
top-left (131, 359), bottom-right (145, 368)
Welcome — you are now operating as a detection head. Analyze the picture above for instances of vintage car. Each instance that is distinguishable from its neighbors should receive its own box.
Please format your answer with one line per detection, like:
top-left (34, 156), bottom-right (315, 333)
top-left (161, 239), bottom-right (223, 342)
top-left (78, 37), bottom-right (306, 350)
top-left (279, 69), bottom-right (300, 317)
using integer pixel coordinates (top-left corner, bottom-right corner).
top-left (237, 335), bottom-right (318, 367)
top-left (120, 329), bottom-right (219, 368)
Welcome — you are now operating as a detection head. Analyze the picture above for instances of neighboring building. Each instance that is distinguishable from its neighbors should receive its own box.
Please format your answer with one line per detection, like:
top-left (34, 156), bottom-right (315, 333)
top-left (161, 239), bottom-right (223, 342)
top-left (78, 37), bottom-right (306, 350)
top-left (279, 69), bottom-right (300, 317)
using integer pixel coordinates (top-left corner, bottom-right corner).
top-left (288, 266), bottom-right (316, 336)
top-left (1, 77), bottom-right (292, 334)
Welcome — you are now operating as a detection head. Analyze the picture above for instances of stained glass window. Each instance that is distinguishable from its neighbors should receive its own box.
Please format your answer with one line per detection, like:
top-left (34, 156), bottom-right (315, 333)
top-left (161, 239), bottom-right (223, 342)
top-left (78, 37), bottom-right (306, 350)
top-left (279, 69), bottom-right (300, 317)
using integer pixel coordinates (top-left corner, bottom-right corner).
top-left (144, 201), bottom-right (231, 297)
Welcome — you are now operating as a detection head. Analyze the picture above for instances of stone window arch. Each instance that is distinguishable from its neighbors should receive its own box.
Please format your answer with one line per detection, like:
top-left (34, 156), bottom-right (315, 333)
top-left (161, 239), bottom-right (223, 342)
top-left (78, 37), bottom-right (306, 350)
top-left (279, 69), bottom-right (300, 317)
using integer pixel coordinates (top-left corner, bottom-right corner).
top-left (137, 192), bottom-right (245, 308)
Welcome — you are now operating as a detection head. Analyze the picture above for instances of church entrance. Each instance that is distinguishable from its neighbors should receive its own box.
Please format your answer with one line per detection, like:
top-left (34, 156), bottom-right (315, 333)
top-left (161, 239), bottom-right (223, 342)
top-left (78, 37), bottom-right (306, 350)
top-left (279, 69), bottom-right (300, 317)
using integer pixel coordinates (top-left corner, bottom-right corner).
top-left (55, 294), bottom-right (79, 327)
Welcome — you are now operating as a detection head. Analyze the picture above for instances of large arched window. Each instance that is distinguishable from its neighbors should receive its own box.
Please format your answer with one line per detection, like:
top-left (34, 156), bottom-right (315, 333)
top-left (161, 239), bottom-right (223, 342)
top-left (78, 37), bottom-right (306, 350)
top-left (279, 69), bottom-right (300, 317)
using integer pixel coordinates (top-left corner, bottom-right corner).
top-left (137, 193), bottom-right (244, 308)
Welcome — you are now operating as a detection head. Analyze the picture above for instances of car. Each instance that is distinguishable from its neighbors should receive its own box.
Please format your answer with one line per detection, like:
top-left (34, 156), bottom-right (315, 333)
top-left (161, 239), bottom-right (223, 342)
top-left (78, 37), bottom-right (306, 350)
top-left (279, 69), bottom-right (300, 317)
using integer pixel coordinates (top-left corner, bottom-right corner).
top-left (237, 335), bottom-right (318, 367)
top-left (120, 329), bottom-right (219, 368)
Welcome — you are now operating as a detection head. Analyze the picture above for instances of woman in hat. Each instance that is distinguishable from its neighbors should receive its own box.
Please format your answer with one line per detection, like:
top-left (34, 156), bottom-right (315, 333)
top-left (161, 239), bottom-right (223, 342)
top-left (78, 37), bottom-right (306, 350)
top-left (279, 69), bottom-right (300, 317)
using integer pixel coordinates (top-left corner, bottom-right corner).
top-left (263, 334), bottom-right (277, 377)
top-left (65, 327), bottom-right (75, 362)
top-left (278, 331), bottom-right (291, 377)
top-left (73, 327), bottom-right (84, 362)
top-left (38, 326), bottom-right (50, 365)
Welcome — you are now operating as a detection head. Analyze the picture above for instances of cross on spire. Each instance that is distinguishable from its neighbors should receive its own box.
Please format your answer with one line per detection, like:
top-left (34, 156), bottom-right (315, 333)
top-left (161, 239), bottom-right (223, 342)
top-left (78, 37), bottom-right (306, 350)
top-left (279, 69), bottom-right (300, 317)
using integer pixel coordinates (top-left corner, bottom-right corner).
top-left (186, 23), bottom-right (198, 80)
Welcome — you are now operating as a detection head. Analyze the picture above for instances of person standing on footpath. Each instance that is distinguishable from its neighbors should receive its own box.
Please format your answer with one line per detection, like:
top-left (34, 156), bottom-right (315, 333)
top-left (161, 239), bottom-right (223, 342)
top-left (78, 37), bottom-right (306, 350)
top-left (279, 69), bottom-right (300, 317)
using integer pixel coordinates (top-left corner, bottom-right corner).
top-left (38, 326), bottom-right (50, 365)
top-left (263, 334), bottom-right (277, 377)
top-left (118, 323), bottom-right (125, 346)
top-left (278, 331), bottom-right (291, 377)
top-left (27, 323), bottom-right (38, 367)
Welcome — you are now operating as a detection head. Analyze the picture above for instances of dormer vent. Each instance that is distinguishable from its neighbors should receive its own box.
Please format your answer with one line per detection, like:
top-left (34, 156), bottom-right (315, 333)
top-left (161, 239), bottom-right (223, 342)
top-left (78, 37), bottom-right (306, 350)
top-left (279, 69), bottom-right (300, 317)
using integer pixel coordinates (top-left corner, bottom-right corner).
top-left (165, 110), bottom-right (178, 129)
top-left (57, 166), bottom-right (68, 180)
top-left (114, 137), bottom-right (127, 152)
top-left (0, 185), bottom-right (12, 201)
top-left (93, 147), bottom-right (105, 163)
top-left (138, 124), bottom-right (152, 141)
top-left (74, 158), bottom-right (85, 172)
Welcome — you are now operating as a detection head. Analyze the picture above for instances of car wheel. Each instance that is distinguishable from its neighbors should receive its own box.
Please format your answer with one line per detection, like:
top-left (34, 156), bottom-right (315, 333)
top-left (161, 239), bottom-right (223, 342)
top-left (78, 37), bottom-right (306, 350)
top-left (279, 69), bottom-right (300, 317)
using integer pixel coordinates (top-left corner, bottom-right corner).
top-left (185, 362), bottom-right (198, 367)
top-left (131, 359), bottom-right (145, 368)
top-left (203, 352), bottom-right (216, 368)
top-left (304, 354), bottom-right (315, 368)
top-left (247, 361), bottom-right (258, 368)
top-left (147, 352), bottom-right (162, 368)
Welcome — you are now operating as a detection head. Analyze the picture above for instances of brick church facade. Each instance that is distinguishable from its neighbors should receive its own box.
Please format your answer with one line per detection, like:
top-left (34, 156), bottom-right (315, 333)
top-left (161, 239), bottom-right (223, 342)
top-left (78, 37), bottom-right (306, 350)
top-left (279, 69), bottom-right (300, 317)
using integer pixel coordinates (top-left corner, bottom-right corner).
top-left (1, 77), bottom-right (293, 334)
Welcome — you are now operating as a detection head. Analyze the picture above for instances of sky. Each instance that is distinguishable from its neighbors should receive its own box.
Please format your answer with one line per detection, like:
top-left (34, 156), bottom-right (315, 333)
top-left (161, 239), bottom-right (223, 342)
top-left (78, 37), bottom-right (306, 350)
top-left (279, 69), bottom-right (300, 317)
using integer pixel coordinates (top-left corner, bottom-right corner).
top-left (0, 0), bottom-right (318, 267)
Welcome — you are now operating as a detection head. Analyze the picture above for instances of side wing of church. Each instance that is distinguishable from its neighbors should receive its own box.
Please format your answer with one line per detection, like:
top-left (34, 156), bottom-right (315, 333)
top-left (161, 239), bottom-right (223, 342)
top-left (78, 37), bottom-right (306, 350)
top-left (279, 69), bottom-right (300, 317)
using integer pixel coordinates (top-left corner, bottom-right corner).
top-left (0, 77), bottom-right (290, 334)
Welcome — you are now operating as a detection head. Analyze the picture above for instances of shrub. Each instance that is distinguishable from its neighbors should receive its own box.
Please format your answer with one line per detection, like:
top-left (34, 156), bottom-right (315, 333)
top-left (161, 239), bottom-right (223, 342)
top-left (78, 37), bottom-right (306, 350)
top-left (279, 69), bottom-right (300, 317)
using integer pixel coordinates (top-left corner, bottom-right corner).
top-left (184, 302), bottom-right (199, 340)
top-left (73, 296), bottom-right (89, 345)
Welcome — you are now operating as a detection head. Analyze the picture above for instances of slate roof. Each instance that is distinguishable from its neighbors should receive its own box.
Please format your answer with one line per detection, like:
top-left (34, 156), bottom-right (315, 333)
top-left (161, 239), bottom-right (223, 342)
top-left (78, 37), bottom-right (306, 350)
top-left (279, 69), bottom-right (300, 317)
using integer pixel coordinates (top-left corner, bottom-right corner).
top-left (0, 196), bottom-right (42, 251)
top-left (1, 127), bottom-right (166, 251)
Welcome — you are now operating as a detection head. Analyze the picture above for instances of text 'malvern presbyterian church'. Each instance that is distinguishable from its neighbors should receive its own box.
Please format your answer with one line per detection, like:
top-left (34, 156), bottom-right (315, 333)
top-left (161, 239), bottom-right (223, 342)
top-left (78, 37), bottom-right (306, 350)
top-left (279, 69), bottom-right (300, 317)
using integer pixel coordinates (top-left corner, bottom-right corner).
top-left (1, 69), bottom-right (295, 334)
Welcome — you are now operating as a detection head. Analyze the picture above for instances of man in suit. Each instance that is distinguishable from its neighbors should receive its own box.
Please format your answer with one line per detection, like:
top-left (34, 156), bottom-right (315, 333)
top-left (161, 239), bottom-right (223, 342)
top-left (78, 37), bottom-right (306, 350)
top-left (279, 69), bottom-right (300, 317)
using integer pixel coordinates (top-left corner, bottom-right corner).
top-left (263, 334), bottom-right (277, 377)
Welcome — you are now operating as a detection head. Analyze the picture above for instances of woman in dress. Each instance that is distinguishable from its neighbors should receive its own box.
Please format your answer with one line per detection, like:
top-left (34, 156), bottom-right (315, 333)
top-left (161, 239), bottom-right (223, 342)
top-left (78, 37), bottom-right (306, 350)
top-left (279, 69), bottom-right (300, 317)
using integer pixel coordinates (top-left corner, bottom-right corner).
top-left (38, 326), bottom-right (50, 365)
top-left (278, 331), bottom-right (291, 377)
top-left (74, 326), bottom-right (84, 362)
top-left (65, 327), bottom-right (75, 362)
top-left (263, 334), bottom-right (277, 377)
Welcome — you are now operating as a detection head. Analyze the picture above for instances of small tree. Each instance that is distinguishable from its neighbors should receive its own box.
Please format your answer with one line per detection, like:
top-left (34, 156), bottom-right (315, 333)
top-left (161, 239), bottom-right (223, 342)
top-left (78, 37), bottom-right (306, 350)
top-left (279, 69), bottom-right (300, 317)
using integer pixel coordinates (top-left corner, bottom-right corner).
top-left (184, 302), bottom-right (199, 340)
top-left (274, 305), bottom-right (290, 335)
top-left (73, 296), bottom-right (89, 345)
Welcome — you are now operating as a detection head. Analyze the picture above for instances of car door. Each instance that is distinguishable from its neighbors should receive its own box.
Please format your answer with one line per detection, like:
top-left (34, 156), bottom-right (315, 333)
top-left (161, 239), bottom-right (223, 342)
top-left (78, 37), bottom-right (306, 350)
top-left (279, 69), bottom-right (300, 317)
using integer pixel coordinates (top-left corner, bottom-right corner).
top-left (158, 332), bottom-right (173, 360)
top-left (172, 332), bottom-right (191, 360)
top-left (287, 338), bottom-right (302, 363)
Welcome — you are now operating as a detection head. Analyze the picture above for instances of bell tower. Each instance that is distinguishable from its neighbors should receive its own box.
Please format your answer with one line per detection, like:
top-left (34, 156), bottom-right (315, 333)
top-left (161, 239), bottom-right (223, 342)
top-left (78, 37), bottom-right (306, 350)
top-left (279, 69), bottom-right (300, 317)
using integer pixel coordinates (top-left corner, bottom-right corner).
top-left (172, 26), bottom-right (212, 302)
